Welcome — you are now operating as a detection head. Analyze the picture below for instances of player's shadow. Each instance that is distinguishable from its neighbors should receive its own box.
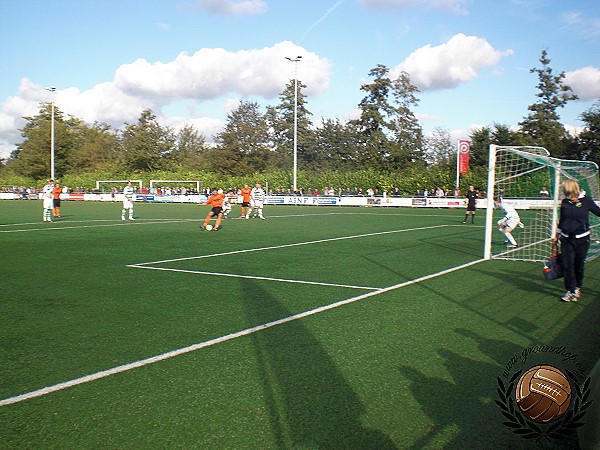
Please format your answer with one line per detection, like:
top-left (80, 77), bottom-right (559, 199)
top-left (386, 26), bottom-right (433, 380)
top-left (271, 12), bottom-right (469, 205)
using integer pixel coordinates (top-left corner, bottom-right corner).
top-left (398, 348), bottom-right (502, 449)
top-left (454, 327), bottom-right (525, 368)
top-left (477, 266), bottom-right (562, 297)
top-left (240, 280), bottom-right (397, 449)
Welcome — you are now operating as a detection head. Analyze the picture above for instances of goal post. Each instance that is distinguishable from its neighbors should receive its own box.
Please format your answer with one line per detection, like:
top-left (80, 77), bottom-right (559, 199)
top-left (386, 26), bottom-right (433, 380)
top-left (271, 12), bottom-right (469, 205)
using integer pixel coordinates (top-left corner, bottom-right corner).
top-left (96, 180), bottom-right (143, 192)
top-left (484, 145), bottom-right (600, 262)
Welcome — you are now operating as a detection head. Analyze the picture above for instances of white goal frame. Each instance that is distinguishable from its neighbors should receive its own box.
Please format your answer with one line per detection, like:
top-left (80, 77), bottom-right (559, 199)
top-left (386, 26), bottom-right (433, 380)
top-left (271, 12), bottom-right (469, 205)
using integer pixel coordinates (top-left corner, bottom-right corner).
top-left (484, 145), bottom-right (600, 262)
top-left (96, 180), bottom-right (143, 192)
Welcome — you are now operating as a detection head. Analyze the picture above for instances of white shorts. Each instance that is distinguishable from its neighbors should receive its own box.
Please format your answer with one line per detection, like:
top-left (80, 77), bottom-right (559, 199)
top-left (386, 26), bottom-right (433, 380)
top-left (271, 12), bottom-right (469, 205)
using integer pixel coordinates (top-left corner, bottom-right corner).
top-left (500, 217), bottom-right (520, 230)
top-left (123, 199), bottom-right (134, 209)
top-left (43, 197), bottom-right (54, 209)
top-left (253, 201), bottom-right (264, 208)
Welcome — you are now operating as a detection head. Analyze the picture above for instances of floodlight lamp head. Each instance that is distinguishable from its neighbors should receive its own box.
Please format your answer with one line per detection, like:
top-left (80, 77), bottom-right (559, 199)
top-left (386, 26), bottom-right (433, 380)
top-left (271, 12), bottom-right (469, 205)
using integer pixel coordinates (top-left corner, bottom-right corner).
top-left (46, 87), bottom-right (56, 92)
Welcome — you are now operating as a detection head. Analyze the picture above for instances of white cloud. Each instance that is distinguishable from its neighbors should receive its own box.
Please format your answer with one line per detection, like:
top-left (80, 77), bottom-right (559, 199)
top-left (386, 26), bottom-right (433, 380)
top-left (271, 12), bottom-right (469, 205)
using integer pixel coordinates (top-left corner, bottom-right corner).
top-left (562, 10), bottom-right (600, 38)
top-left (0, 42), bottom-right (331, 160)
top-left (564, 67), bottom-right (600, 102)
top-left (564, 124), bottom-right (584, 137)
top-left (391, 33), bottom-right (513, 90)
top-left (223, 98), bottom-right (242, 114)
top-left (178, 0), bottom-right (267, 15)
top-left (114, 41), bottom-right (330, 99)
top-left (357, 0), bottom-right (470, 14)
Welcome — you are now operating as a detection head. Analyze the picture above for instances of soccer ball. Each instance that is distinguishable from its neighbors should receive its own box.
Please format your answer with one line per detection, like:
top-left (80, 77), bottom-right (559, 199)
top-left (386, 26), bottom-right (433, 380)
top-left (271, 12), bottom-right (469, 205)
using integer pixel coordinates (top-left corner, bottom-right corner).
top-left (205, 224), bottom-right (213, 231)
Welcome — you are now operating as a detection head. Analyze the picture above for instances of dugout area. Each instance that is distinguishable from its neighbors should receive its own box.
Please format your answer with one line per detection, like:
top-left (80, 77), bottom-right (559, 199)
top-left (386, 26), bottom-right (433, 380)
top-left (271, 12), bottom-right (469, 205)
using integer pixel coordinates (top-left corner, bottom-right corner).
top-left (1, 200), bottom-right (598, 449)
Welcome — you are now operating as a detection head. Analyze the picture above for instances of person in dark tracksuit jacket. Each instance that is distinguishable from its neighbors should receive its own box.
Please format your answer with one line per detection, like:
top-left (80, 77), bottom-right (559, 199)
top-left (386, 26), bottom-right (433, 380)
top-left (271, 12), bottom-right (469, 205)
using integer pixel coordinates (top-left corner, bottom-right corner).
top-left (553, 179), bottom-right (600, 302)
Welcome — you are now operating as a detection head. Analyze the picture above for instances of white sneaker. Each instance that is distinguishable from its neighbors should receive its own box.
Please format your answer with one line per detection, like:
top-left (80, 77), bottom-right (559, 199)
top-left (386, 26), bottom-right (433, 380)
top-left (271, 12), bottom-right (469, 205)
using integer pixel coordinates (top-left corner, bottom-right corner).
top-left (259, 216), bottom-right (265, 220)
top-left (129, 217), bottom-right (135, 220)
top-left (574, 288), bottom-right (581, 299)
top-left (122, 217), bottom-right (126, 221)
top-left (561, 291), bottom-right (576, 302)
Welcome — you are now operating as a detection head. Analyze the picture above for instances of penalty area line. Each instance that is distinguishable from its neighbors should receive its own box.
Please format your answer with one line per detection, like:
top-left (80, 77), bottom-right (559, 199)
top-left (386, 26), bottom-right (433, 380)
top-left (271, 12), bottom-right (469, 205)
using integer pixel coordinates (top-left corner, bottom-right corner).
top-left (127, 264), bottom-right (381, 291)
top-left (0, 257), bottom-right (485, 407)
top-left (135, 224), bottom-right (453, 266)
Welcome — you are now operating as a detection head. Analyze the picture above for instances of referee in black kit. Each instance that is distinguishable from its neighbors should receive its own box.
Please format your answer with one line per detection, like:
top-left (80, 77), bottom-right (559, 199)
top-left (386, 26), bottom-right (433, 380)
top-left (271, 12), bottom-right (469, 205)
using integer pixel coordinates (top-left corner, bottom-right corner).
top-left (463, 185), bottom-right (478, 224)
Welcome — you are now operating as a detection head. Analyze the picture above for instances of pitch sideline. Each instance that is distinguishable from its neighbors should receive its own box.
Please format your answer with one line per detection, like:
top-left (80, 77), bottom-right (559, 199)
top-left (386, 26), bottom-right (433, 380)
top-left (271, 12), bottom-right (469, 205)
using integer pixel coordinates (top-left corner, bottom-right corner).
top-left (0, 256), bottom-right (486, 407)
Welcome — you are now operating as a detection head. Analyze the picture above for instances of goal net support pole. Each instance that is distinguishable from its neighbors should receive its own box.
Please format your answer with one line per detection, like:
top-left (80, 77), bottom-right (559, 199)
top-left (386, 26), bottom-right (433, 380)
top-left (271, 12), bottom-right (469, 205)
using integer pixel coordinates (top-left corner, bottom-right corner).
top-left (484, 144), bottom-right (600, 262)
top-left (483, 145), bottom-right (498, 260)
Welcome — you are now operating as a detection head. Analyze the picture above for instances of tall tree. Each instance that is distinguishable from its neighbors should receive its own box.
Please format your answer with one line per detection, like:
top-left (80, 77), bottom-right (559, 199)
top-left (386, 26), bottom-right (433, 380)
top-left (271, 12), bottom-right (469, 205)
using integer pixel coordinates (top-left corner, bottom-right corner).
top-left (314, 118), bottom-right (361, 170)
top-left (120, 109), bottom-right (175, 171)
top-left (353, 64), bottom-right (395, 169)
top-left (469, 126), bottom-right (491, 168)
top-left (469, 123), bottom-right (524, 168)
top-left (423, 127), bottom-right (454, 169)
top-left (8, 103), bottom-right (74, 179)
top-left (353, 65), bottom-right (423, 170)
top-left (519, 49), bottom-right (578, 156)
top-left (577, 102), bottom-right (600, 165)
top-left (172, 124), bottom-right (207, 170)
top-left (214, 100), bottom-right (272, 174)
top-left (390, 71), bottom-right (424, 168)
top-left (67, 121), bottom-right (120, 173)
top-left (267, 80), bottom-right (315, 170)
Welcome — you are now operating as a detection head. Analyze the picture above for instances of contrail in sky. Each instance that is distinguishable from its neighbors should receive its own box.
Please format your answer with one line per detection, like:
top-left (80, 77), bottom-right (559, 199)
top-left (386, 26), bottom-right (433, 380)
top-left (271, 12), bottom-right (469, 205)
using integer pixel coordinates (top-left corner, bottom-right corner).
top-left (300, 0), bottom-right (345, 43)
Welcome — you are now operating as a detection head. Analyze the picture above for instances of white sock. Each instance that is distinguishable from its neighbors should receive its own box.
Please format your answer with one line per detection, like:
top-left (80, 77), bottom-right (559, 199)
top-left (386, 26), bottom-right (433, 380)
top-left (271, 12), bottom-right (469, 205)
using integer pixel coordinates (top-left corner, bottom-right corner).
top-left (504, 231), bottom-right (517, 245)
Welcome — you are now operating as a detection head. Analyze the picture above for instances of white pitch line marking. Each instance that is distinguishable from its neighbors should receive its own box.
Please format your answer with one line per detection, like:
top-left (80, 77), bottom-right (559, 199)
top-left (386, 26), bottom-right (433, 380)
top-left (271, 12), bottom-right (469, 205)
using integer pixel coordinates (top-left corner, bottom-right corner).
top-left (128, 264), bottom-right (381, 290)
top-left (134, 224), bottom-right (454, 266)
top-left (0, 257), bottom-right (485, 407)
top-left (0, 219), bottom-right (197, 233)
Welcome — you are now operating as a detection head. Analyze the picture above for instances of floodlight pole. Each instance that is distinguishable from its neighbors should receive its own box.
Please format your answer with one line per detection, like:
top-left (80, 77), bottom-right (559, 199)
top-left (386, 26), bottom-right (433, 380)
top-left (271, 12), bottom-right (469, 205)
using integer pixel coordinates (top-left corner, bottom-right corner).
top-left (286, 56), bottom-right (302, 192)
top-left (46, 87), bottom-right (56, 180)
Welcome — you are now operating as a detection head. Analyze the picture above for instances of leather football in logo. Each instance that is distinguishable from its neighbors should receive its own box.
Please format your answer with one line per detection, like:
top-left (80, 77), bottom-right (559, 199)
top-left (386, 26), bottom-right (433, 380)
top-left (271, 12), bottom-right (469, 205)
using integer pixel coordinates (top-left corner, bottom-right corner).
top-left (515, 365), bottom-right (571, 423)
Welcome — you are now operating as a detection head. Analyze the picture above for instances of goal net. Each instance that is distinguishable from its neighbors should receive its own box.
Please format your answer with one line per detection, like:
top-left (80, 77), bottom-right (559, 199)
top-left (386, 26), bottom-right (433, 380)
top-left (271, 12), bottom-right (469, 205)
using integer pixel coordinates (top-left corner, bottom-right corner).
top-left (484, 145), bottom-right (600, 262)
top-left (96, 180), bottom-right (143, 193)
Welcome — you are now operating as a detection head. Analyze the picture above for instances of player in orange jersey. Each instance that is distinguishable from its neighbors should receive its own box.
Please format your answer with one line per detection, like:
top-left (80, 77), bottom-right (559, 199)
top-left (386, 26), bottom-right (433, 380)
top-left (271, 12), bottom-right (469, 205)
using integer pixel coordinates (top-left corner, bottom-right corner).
top-left (52, 182), bottom-right (63, 218)
top-left (239, 184), bottom-right (251, 218)
top-left (201, 188), bottom-right (226, 231)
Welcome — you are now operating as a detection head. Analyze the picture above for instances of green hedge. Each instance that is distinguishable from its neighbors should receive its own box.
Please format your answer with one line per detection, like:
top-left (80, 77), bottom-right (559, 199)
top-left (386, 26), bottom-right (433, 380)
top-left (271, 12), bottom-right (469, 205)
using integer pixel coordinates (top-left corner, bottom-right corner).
top-left (0, 167), bottom-right (488, 196)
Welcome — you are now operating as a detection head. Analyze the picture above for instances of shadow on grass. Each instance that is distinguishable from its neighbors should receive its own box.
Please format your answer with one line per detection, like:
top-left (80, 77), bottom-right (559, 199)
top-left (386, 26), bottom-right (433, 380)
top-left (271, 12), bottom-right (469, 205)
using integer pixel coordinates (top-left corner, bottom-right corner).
top-left (241, 280), bottom-right (396, 449)
top-left (398, 347), bottom-right (501, 449)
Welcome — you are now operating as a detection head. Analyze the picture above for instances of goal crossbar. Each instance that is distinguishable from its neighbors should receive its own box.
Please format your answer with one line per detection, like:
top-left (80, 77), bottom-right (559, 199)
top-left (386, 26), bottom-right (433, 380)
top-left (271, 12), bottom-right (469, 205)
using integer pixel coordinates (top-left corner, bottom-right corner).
top-left (484, 145), bottom-right (600, 262)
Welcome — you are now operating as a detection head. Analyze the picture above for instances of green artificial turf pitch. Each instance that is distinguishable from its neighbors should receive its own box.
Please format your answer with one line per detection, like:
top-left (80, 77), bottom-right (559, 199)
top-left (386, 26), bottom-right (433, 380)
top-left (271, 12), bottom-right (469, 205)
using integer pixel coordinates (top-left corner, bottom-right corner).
top-left (1, 200), bottom-right (598, 449)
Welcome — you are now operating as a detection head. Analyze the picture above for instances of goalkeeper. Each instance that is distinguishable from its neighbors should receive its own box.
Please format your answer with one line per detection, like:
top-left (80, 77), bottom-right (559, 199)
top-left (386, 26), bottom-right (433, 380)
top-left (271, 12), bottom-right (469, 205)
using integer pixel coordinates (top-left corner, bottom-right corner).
top-left (494, 198), bottom-right (522, 248)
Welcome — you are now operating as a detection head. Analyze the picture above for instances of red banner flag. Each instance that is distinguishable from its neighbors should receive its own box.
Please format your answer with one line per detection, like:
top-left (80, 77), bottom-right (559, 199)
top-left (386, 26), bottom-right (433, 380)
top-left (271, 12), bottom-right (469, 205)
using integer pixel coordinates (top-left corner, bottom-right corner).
top-left (458, 140), bottom-right (470, 174)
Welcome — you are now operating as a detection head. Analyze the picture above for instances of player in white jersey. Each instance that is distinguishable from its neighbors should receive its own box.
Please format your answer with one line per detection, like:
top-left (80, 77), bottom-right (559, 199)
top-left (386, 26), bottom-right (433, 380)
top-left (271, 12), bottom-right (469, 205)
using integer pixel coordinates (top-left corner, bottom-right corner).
top-left (222, 195), bottom-right (232, 219)
top-left (42, 179), bottom-right (54, 222)
top-left (246, 183), bottom-right (266, 219)
top-left (494, 198), bottom-right (523, 248)
top-left (121, 181), bottom-right (135, 220)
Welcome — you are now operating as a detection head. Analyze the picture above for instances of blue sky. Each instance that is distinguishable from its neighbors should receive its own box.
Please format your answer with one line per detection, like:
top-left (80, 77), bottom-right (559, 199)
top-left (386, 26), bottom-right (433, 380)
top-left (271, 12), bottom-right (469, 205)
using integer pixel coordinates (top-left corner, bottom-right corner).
top-left (0, 0), bottom-right (599, 160)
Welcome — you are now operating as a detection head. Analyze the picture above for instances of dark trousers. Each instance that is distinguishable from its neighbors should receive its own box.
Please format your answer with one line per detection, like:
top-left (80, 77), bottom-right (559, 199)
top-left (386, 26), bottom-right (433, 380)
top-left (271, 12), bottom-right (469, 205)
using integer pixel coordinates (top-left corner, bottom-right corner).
top-left (560, 236), bottom-right (590, 292)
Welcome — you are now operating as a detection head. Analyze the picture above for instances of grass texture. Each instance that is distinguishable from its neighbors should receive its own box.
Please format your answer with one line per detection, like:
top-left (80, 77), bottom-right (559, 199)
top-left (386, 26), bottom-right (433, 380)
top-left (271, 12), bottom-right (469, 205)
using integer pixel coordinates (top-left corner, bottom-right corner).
top-left (1, 200), bottom-right (599, 449)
